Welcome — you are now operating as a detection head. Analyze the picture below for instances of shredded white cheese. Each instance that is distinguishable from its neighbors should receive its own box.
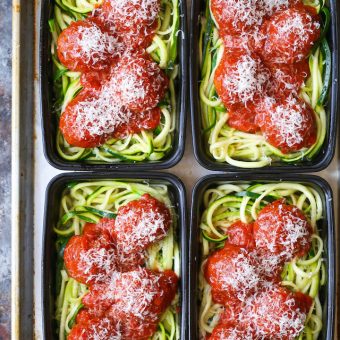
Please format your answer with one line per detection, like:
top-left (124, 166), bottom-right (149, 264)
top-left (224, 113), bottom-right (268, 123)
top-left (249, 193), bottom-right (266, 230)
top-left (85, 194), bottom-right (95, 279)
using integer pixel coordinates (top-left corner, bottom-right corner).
top-left (102, 0), bottom-right (160, 30)
top-left (112, 55), bottom-right (166, 110)
top-left (260, 95), bottom-right (313, 149)
top-left (106, 268), bottom-right (168, 322)
top-left (255, 200), bottom-right (311, 259)
top-left (221, 53), bottom-right (269, 105)
top-left (208, 247), bottom-right (263, 302)
top-left (81, 317), bottom-right (123, 340)
top-left (79, 247), bottom-right (117, 284)
top-left (212, 0), bottom-right (266, 31)
top-left (64, 91), bottom-right (132, 139)
top-left (115, 209), bottom-right (168, 253)
top-left (244, 285), bottom-right (308, 338)
top-left (265, 7), bottom-right (320, 63)
top-left (76, 23), bottom-right (122, 65)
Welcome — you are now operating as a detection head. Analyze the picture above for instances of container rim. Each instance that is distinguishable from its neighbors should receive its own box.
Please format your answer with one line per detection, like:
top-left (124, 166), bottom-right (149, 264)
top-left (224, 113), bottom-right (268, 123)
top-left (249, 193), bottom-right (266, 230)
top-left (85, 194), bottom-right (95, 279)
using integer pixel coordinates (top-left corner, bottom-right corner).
top-left (189, 0), bottom-right (340, 173)
top-left (42, 171), bottom-right (188, 339)
top-left (38, 0), bottom-right (188, 171)
top-left (189, 173), bottom-right (335, 340)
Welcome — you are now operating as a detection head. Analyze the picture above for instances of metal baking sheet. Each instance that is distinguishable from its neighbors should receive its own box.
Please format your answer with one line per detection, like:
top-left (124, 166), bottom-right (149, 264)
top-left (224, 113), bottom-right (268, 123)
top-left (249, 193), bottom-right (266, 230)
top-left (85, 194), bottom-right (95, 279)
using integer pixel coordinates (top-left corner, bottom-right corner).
top-left (11, 0), bottom-right (339, 338)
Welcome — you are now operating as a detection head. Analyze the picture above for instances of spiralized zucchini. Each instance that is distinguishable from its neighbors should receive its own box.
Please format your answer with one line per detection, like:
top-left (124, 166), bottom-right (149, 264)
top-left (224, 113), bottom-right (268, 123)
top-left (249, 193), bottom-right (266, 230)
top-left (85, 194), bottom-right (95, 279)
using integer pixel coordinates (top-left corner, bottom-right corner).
top-left (49, 0), bottom-right (180, 163)
top-left (199, 0), bottom-right (330, 168)
top-left (54, 181), bottom-right (180, 340)
top-left (198, 182), bottom-right (325, 339)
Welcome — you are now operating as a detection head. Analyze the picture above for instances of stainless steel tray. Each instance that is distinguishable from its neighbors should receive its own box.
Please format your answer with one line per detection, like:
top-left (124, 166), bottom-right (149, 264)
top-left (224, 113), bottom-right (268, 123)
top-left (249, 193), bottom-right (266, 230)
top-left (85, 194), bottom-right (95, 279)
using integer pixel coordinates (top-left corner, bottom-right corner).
top-left (11, 0), bottom-right (339, 338)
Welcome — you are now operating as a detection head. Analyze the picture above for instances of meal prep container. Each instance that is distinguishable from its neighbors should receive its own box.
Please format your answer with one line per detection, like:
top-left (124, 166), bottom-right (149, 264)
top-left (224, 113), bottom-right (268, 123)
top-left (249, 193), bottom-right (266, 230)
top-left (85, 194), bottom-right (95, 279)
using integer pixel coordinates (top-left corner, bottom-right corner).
top-left (189, 0), bottom-right (339, 172)
top-left (42, 172), bottom-right (188, 339)
top-left (39, 1), bottom-right (188, 171)
top-left (189, 174), bottom-right (335, 339)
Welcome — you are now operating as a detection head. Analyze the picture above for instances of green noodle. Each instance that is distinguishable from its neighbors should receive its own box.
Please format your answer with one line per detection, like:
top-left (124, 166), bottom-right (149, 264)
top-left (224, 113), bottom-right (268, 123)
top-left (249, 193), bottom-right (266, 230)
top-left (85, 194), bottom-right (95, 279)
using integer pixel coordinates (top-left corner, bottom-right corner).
top-left (198, 182), bottom-right (324, 339)
top-left (54, 180), bottom-right (180, 340)
top-left (199, 0), bottom-right (329, 168)
top-left (49, 0), bottom-right (180, 163)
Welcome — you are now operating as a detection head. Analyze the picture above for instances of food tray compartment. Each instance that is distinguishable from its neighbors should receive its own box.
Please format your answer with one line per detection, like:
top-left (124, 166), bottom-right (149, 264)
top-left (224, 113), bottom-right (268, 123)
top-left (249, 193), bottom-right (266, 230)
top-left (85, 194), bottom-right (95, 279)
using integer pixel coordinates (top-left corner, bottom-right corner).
top-left (42, 172), bottom-right (188, 339)
top-left (189, 174), bottom-right (335, 339)
top-left (189, 0), bottom-right (339, 172)
top-left (39, 1), bottom-right (188, 170)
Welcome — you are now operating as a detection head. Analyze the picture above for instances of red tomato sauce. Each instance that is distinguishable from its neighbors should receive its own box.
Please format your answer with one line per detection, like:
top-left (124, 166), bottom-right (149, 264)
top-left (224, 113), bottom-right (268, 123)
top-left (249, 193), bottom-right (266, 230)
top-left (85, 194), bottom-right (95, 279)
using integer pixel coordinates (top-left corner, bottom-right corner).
top-left (80, 69), bottom-right (112, 91)
top-left (78, 269), bottom-right (178, 339)
top-left (112, 108), bottom-right (161, 139)
top-left (112, 55), bottom-right (169, 112)
top-left (57, 0), bottom-right (168, 148)
top-left (64, 218), bottom-right (117, 285)
top-left (204, 245), bottom-right (261, 304)
top-left (259, 5), bottom-right (320, 64)
top-left (267, 59), bottom-right (310, 97)
top-left (113, 193), bottom-right (172, 254)
top-left (255, 95), bottom-right (317, 153)
top-left (211, 1), bottom-right (320, 153)
top-left (57, 18), bottom-right (121, 73)
top-left (63, 195), bottom-right (177, 338)
top-left (253, 199), bottom-right (313, 260)
top-left (205, 200), bottom-right (314, 338)
top-left (82, 218), bottom-right (115, 246)
top-left (227, 102), bottom-right (260, 134)
top-left (225, 220), bottom-right (255, 249)
top-left (214, 50), bottom-right (270, 108)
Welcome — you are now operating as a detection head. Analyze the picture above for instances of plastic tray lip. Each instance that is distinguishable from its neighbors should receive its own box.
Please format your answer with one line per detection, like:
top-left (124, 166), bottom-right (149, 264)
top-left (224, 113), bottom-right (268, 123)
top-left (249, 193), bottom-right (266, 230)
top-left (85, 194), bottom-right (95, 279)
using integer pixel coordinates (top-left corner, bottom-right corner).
top-left (42, 171), bottom-right (188, 339)
top-left (189, 0), bottom-right (339, 173)
top-left (38, 0), bottom-right (188, 171)
top-left (189, 174), bottom-right (335, 340)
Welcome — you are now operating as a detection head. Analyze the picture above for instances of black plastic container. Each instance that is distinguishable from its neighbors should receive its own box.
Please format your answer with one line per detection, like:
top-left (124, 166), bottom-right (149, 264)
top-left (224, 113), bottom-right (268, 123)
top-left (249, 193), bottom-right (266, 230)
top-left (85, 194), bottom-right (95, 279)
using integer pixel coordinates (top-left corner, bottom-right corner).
top-left (39, 1), bottom-right (188, 171)
top-left (190, 0), bottom-right (339, 172)
top-left (189, 174), bottom-right (335, 339)
top-left (42, 172), bottom-right (188, 339)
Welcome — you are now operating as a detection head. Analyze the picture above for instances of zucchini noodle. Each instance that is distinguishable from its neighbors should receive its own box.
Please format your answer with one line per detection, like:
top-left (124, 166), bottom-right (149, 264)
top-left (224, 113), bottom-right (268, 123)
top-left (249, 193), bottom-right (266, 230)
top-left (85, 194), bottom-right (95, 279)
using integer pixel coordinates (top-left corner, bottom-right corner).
top-left (198, 182), bottom-right (325, 339)
top-left (49, 0), bottom-right (180, 163)
top-left (54, 180), bottom-right (180, 340)
top-left (199, 0), bottom-right (330, 168)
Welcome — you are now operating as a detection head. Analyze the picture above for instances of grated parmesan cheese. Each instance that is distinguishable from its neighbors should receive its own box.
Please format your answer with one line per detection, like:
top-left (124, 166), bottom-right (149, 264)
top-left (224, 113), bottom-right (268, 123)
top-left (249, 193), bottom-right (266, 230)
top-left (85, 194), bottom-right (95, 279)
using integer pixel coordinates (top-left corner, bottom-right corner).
top-left (76, 23), bottom-right (122, 65)
top-left (207, 247), bottom-right (264, 303)
top-left (216, 251), bottom-right (261, 301)
top-left (81, 317), bottom-right (123, 340)
top-left (79, 247), bottom-right (117, 284)
top-left (63, 90), bottom-right (132, 139)
top-left (254, 200), bottom-right (311, 261)
top-left (62, 53), bottom-right (167, 142)
top-left (210, 326), bottom-right (254, 340)
top-left (263, 0), bottom-right (294, 16)
top-left (115, 208), bottom-right (168, 254)
top-left (244, 285), bottom-right (309, 339)
top-left (262, 6), bottom-right (321, 63)
top-left (111, 55), bottom-right (168, 111)
top-left (105, 268), bottom-right (174, 323)
top-left (220, 53), bottom-right (269, 105)
top-left (101, 0), bottom-right (160, 31)
top-left (210, 284), bottom-right (309, 339)
top-left (212, 0), bottom-right (266, 32)
top-left (258, 95), bottom-right (313, 149)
